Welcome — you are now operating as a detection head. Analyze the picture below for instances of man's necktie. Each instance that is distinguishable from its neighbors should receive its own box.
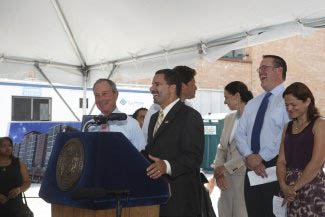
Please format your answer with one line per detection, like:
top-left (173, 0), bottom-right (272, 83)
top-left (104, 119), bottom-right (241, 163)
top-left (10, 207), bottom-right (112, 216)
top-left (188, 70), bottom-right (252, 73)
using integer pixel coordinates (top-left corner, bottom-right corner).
top-left (251, 92), bottom-right (272, 153)
top-left (153, 110), bottom-right (164, 136)
top-left (100, 123), bottom-right (109, 132)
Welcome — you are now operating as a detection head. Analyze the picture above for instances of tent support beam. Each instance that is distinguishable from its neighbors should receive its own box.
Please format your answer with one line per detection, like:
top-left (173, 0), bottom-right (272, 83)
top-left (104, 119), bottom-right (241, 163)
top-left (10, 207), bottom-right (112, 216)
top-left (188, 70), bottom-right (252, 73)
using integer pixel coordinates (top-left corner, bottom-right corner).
top-left (88, 63), bottom-right (118, 115)
top-left (1, 55), bottom-right (80, 70)
top-left (303, 17), bottom-right (325, 28)
top-left (81, 69), bottom-right (89, 116)
top-left (87, 32), bottom-right (255, 70)
top-left (51, 0), bottom-right (88, 72)
top-left (88, 18), bottom-right (325, 70)
top-left (34, 63), bottom-right (80, 121)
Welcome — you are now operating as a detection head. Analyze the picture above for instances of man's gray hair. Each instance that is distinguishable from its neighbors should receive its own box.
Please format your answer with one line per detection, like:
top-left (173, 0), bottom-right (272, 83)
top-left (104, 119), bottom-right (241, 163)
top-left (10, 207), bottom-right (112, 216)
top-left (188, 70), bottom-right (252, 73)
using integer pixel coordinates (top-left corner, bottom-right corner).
top-left (93, 79), bottom-right (118, 93)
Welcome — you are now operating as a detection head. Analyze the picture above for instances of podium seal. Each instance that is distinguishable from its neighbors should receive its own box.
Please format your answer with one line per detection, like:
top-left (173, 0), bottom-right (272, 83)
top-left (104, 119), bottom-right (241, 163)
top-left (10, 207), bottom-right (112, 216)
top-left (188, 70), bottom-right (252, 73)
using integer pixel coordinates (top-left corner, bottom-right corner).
top-left (56, 138), bottom-right (84, 191)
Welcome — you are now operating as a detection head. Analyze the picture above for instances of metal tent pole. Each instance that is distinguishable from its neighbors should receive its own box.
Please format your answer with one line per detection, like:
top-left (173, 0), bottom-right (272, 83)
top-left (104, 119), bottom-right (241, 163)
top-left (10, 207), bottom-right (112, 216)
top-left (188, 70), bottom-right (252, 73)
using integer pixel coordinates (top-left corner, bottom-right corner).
top-left (51, 0), bottom-right (87, 70)
top-left (34, 63), bottom-right (80, 121)
top-left (88, 18), bottom-right (325, 70)
top-left (82, 69), bottom-right (89, 116)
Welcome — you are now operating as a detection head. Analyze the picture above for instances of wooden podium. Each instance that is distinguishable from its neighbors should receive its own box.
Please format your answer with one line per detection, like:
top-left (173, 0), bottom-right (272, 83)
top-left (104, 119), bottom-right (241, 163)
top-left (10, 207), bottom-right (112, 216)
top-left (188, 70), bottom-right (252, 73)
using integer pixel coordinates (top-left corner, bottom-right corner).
top-left (52, 204), bottom-right (159, 217)
top-left (39, 132), bottom-right (169, 217)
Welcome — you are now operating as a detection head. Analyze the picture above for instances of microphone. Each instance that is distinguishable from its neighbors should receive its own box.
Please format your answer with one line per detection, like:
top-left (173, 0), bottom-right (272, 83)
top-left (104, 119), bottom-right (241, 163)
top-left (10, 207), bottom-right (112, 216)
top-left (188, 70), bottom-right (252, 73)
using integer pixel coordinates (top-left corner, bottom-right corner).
top-left (94, 113), bottom-right (127, 125)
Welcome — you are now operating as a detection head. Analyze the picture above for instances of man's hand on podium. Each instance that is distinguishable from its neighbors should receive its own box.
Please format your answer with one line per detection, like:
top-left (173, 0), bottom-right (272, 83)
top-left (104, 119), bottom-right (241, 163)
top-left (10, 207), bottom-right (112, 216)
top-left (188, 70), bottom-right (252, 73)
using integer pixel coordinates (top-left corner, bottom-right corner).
top-left (146, 155), bottom-right (167, 179)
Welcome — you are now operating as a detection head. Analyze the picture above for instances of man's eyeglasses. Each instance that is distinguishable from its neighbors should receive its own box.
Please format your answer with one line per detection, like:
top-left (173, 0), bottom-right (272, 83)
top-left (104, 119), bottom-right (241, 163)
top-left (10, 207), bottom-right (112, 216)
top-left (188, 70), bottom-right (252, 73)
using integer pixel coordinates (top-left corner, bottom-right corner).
top-left (256, 65), bottom-right (277, 73)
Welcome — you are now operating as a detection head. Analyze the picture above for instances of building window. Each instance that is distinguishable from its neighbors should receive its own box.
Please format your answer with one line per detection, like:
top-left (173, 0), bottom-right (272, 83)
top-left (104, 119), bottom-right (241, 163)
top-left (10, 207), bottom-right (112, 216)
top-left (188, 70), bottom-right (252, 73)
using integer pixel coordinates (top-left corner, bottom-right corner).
top-left (12, 96), bottom-right (52, 121)
top-left (222, 49), bottom-right (246, 59)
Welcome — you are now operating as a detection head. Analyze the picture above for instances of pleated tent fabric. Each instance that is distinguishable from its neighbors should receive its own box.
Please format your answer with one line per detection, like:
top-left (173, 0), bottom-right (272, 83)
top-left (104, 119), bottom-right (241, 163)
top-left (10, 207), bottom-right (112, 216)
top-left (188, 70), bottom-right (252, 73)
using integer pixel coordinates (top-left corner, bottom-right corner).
top-left (0, 0), bottom-right (325, 86)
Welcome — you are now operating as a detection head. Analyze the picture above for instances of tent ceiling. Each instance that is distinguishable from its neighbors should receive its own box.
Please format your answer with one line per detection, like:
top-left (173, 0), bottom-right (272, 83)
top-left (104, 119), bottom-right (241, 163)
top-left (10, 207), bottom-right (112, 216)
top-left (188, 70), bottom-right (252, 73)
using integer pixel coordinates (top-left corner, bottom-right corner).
top-left (1, 0), bottom-right (325, 69)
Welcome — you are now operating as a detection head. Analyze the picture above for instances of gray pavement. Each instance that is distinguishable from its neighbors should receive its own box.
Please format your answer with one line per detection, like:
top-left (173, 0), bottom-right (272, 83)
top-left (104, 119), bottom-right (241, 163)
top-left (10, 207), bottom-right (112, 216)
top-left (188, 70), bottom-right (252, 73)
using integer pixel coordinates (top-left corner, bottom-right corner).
top-left (25, 174), bottom-right (220, 217)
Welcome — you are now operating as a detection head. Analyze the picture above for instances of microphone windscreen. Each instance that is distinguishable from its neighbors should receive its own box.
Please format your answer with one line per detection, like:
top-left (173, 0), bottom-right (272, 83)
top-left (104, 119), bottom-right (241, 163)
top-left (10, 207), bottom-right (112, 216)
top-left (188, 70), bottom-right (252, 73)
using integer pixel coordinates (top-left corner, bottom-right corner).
top-left (107, 113), bottom-right (127, 121)
top-left (93, 115), bottom-right (107, 125)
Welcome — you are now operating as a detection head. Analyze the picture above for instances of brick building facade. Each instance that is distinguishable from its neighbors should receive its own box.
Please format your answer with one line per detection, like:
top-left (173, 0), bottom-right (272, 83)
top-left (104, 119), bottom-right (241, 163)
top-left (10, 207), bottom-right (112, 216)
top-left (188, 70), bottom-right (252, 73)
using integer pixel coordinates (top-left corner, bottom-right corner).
top-left (198, 29), bottom-right (325, 115)
top-left (114, 29), bottom-right (325, 115)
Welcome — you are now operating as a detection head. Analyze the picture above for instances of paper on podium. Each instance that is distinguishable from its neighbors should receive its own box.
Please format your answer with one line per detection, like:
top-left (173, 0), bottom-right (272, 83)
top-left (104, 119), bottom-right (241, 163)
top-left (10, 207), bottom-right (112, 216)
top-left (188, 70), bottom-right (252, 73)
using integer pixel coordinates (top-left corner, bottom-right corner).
top-left (248, 166), bottom-right (278, 186)
top-left (273, 196), bottom-right (287, 217)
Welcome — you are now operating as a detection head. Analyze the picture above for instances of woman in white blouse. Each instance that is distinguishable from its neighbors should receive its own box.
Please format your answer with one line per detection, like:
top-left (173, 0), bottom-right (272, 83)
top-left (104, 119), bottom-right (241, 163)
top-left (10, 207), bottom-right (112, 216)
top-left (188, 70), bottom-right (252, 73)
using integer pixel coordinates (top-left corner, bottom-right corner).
top-left (213, 81), bottom-right (253, 217)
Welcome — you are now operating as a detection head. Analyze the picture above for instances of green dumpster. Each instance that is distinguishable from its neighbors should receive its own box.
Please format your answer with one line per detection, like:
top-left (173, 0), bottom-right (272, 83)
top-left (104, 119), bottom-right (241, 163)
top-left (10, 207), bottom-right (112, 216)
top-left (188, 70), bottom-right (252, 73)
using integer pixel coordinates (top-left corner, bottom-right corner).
top-left (201, 119), bottom-right (224, 173)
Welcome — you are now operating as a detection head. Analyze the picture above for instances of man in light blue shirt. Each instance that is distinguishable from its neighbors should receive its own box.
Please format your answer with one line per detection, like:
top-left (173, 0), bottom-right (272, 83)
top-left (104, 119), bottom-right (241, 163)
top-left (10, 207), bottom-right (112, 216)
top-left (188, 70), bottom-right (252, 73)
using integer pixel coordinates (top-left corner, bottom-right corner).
top-left (85, 79), bottom-right (146, 151)
top-left (235, 55), bottom-right (289, 217)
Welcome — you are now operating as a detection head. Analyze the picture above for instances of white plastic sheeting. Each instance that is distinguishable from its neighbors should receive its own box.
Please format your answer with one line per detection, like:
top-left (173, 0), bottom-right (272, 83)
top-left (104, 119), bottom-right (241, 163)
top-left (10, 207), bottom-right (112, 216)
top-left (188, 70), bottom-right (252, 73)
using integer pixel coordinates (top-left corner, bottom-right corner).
top-left (202, 22), bottom-right (317, 62)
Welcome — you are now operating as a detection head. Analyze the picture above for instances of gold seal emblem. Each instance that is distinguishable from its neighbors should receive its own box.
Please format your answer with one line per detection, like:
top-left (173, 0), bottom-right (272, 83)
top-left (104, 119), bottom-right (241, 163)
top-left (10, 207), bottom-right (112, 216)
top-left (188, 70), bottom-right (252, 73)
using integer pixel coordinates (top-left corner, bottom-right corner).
top-left (56, 138), bottom-right (84, 191)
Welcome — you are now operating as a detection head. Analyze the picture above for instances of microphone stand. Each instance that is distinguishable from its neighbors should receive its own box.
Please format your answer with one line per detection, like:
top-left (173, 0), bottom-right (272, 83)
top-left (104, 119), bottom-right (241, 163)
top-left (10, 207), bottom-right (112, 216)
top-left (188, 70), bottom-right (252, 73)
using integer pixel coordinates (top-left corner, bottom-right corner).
top-left (84, 115), bottom-right (107, 132)
top-left (108, 190), bottom-right (130, 217)
top-left (71, 188), bottom-right (130, 217)
top-left (84, 121), bottom-right (96, 132)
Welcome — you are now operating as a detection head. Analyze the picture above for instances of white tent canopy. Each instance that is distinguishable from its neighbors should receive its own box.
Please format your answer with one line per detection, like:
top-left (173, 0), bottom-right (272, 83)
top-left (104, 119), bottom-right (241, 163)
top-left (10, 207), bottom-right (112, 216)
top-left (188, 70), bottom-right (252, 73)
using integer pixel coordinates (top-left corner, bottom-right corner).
top-left (1, 0), bottom-right (325, 120)
top-left (1, 0), bottom-right (325, 74)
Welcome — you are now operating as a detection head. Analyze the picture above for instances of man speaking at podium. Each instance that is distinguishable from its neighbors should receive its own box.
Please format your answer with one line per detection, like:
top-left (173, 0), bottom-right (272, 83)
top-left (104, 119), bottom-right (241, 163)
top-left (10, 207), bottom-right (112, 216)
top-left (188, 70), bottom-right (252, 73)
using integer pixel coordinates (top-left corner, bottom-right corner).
top-left (145, 69), bottom-right (204, 217)
top-left (85, 78), bottom-right (146, 151)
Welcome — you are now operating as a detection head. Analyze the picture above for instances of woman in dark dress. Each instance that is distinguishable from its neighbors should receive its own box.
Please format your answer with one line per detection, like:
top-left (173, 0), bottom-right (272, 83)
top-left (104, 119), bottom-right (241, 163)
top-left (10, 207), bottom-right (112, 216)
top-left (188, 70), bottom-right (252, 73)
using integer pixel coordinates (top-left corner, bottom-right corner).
top-left (277, 82), bottom-right (325, 217)
top-left (0, 137), bottom-right (31, 217)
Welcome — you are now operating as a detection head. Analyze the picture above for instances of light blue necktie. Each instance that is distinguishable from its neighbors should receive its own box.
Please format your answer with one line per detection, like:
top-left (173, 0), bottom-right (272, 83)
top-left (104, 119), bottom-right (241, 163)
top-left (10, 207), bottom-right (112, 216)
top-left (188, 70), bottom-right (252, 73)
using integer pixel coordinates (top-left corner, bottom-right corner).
top-left (251, 92), bottom-right (272, 154)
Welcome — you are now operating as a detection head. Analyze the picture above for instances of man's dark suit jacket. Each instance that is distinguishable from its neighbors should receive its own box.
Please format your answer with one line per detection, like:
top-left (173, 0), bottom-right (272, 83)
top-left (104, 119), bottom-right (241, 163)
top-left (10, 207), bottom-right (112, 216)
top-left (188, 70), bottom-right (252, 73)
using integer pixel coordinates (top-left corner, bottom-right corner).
top-left (145, 100), bottom-right (204, 217)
